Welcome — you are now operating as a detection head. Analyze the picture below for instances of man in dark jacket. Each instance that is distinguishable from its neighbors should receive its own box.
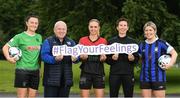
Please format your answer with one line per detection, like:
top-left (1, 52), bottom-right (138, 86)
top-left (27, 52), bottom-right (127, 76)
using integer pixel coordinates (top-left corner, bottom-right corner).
top-left (41, 21), bottom-right (77, 97)
top-left (106, 17), bottom-right (139, 97)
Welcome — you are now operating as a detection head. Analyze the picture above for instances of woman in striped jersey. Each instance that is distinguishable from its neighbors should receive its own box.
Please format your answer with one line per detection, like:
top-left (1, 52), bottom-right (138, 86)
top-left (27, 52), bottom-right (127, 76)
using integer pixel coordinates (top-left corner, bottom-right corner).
top-left (138, 21), bottom-right (178, 98)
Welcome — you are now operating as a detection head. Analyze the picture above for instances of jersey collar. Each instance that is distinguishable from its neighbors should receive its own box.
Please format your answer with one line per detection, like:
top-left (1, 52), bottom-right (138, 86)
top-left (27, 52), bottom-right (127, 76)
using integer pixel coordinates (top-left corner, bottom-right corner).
top-left (145, 37), bottom-right (159, 44)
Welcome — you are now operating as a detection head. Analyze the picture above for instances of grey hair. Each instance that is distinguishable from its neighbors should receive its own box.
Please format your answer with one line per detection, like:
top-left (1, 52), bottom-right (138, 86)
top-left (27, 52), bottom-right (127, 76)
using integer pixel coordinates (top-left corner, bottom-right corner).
top-left (54, 21), bottom-right (67, 29)
top-left (143, 21), bottom-right (157, 33)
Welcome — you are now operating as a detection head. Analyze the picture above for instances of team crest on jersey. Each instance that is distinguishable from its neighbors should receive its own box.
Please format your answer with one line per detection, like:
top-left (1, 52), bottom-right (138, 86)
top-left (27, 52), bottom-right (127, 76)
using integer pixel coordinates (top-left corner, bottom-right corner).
top-left (155, 47), bottom-right (158, 52)
top-left (142, 49), bottom-right (145, 52)
top-left (67, 42), bottom-right (71, 45)
top-left (36, 38), bottom-right (40, 42)
top-left (53, 41), bottom-right (57, 44)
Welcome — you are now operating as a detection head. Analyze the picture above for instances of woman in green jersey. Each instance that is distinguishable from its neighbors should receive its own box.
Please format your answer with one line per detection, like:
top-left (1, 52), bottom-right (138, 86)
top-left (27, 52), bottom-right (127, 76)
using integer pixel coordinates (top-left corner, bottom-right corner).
top-left (2, 14), bottom-right (42, 98)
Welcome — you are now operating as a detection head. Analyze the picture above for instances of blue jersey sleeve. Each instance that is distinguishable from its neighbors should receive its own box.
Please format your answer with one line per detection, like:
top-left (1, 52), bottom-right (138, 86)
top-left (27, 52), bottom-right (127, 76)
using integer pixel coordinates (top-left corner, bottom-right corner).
top-left (41, 39), bottom-right (56, 64)
top-left (160, 41), bottom-right (173, 54)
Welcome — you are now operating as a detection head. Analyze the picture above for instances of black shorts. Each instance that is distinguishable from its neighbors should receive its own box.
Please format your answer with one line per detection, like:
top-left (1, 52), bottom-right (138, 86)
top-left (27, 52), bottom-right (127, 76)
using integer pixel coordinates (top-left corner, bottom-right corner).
top-left (79, 72), bottom-right (105, 89)
top-left (140, 82), bottom-right (166, 90)
top-left (14, 69), bottom-right (40, 90)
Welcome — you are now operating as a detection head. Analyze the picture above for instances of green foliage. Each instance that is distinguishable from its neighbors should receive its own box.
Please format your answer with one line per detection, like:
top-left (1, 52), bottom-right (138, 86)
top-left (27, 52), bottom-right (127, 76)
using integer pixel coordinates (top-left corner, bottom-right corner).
top-left (0, 0), bottom-right (180, 49)
top-left (38, 0), bottom-right (120, 41)
top-left (122, 0), bottom-right (180, 47)
top-left (0, 0), bottom-right (39, 47)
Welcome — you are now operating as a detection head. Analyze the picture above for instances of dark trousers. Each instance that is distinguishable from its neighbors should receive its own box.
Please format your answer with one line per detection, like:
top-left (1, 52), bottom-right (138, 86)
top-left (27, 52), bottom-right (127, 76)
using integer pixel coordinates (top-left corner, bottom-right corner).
top-left (44, 85), bottom-right (71, 97)
top-left (109, 75), bottom-right (134, 97)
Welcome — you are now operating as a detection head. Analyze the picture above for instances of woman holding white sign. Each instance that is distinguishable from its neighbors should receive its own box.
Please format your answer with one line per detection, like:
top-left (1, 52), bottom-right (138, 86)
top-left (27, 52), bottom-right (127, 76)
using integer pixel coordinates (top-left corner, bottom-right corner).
top-left (138, 21), bottom-right (177, 98)
top-left (79, 19), bottom-right (107, 98)
top-left (106, 17), bottom-right (139, 97)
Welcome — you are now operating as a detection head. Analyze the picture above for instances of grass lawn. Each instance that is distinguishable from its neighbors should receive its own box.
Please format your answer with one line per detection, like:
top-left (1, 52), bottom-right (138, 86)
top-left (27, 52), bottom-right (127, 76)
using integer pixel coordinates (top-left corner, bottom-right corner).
top-left (0, 60), bottom-right (180, 95)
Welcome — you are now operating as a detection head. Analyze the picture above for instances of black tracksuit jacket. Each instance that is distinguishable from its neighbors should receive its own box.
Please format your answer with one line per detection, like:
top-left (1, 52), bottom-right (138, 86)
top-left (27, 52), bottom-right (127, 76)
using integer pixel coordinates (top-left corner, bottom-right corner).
top-left (106, 35), bottom-right (139, 75)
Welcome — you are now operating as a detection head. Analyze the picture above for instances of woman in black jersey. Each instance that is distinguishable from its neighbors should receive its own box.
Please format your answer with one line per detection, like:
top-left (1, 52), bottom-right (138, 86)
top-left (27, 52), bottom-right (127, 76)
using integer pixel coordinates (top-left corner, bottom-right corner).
top-left (79, 19), bottom-right (107, 98)
top-left (106, 17), bottom-right (139, 97)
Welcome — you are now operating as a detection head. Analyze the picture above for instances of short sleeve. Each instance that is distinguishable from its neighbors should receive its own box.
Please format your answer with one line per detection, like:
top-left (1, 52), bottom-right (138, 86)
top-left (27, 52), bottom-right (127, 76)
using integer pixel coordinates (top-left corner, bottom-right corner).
top-left (164, 42), bottom-right (173, 54)
top-left (7, 35), bottom-right (20, 47)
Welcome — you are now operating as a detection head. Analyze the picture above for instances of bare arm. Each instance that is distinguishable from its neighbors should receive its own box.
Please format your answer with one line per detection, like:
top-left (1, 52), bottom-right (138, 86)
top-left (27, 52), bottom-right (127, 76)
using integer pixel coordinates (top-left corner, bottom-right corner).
top-left (166, 49), bottom-right (178, 69)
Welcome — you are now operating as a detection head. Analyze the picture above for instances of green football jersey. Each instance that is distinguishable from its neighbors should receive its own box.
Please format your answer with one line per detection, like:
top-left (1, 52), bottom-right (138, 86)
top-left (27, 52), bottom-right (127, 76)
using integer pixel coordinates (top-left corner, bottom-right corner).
top-left (8, 31), bottom-right (42, 70)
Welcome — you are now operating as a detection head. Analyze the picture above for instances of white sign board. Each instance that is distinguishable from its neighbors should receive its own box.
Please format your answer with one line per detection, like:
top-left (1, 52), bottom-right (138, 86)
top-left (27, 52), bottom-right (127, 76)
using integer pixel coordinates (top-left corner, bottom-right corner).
top-left (52, 43), bottom-right (139, 56)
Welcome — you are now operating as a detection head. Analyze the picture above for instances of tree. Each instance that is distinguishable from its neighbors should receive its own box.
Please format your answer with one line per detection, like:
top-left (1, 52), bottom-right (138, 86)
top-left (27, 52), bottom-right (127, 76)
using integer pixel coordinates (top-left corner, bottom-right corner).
top-left (0, 0), bottom-right (179, 50)
top-left (0, 0), bottom-right (40, 59)
top-left (122, 0), bottom-right (180, 50)
top-left (163, 0), bottom-right (180, 17)
top-left (0, 0), bottom-right (39, 45)
top-left (38, 0), bottom-right (121, 42)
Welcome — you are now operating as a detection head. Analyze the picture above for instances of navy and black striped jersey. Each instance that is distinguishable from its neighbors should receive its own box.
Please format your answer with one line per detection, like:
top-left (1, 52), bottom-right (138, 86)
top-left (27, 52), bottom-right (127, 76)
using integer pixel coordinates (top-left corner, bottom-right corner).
top-left (138, 38), bottom-right (173, 82)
